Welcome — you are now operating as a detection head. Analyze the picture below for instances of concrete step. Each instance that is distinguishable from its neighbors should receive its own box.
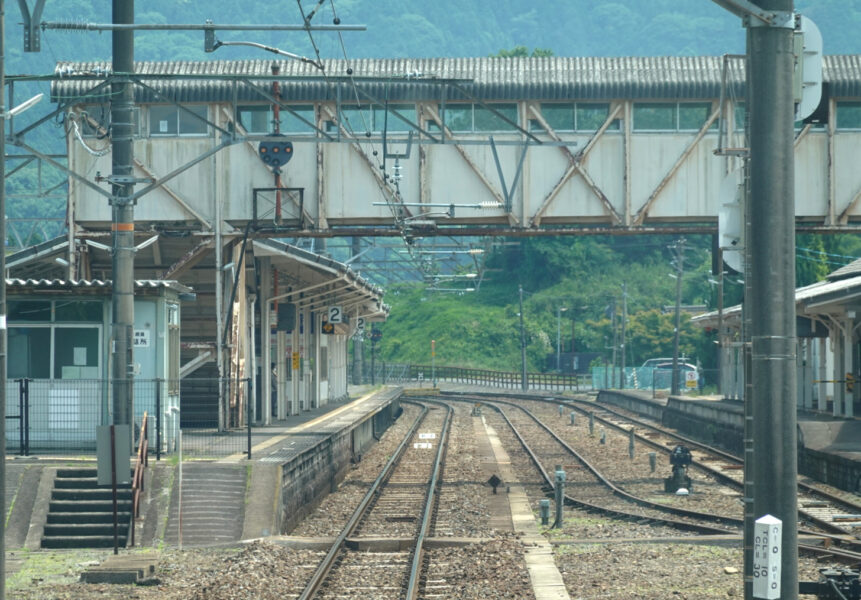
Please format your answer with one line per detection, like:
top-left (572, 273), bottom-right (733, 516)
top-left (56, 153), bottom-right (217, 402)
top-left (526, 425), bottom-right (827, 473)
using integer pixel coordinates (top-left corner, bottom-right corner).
top-left (44, 523), bottom-right (127, 537)
top-left (41, 535), bottom-right (127, 549)
top-left (51, 489), bottom-right (132, 502)
top-left (47, 511), bottom-right (132, 524)
top-left (49, 500), bottom-right (132, 513)
top-left (53, 477), bottom-right (132, 490)
top-left (55, 468), bottom-right (98, 478)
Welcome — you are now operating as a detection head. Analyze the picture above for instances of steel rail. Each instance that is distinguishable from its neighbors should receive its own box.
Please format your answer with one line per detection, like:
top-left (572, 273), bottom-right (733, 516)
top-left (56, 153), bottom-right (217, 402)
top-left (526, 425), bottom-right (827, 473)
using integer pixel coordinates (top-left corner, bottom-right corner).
top-left (446, 391), bottom-right (861, 549)
top-left (405, 398), bottom-right (453, 600)
top-left (298, 399), bottom-right (452, 600)
top-left (476, 398), bottom-right (735, 535)
top-left (296, 400), bottom-right (428, 600)
top-left (555, 397), bottom-right (861, 540)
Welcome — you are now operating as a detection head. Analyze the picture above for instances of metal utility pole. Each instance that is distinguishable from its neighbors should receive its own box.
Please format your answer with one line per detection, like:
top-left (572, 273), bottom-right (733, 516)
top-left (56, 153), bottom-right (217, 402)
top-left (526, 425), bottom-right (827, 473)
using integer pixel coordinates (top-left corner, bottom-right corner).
top-left (671, 239), bottom-right (685, 396)
top-left (748, 1), bottom-right (798, 597)
top-left (110, 0), bottom-right (135, 429)
top-left (519, 285), bottom-right (527, 391)
top-left (620, 283), bottom-right (627, 388)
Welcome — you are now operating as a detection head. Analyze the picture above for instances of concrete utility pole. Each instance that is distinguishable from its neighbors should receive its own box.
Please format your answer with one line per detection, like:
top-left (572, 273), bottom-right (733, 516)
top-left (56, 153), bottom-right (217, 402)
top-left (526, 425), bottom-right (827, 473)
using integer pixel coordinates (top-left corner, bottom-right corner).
top-left (610, 298), bottom-right (617, 387)
top-left (747, 1), bottom-right (798, 597)
top-left (671, 239), bottom-right (685, 396)
top-left (111, 0), bottom-right (135, 429)
top-left (519, 285), bottom-right (527, 391)
top-left (711, 1), bottom-right (800, 597)
top-left (1, 5), bottom-right (7, 597)
top-left (556, 306), bottom-right (567, 372)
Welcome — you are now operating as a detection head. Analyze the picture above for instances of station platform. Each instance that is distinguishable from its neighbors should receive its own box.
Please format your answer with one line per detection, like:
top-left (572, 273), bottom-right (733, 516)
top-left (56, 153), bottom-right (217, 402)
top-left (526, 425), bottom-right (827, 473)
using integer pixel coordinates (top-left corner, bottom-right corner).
top-left (597, 388), bottom-right (861, 494)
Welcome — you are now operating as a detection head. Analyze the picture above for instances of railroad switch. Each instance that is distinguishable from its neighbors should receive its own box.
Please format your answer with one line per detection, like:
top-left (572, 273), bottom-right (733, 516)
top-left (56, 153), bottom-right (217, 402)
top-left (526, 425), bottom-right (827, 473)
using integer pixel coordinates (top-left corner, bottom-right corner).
top-left (663, 445), bottom-right (693, 494)
top-left (798, 568), bottom-right (861, 599)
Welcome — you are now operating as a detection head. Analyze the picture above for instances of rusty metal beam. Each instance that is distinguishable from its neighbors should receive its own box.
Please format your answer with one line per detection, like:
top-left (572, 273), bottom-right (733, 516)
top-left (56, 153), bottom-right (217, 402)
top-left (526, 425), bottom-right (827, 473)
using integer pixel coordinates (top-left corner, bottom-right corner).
top-left (158, 238), bottom-right (213, 279)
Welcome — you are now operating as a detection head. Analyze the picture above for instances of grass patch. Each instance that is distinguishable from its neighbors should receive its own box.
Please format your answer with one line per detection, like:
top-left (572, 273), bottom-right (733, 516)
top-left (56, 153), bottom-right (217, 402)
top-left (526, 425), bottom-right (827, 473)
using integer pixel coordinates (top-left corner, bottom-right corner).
top-left (7, 549), bottom-right (109, 592)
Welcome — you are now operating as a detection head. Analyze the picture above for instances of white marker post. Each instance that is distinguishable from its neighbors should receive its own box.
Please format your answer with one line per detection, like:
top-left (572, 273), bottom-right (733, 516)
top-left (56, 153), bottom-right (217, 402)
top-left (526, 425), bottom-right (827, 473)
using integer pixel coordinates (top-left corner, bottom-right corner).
top-left (753, 514), bottom-right (781, 599)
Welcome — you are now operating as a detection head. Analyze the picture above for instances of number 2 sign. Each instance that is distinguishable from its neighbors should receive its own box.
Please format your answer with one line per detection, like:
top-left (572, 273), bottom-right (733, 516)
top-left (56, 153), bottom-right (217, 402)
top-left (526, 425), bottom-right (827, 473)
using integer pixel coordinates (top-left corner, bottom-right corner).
top-left (328, 306), bottom-right (343, 323)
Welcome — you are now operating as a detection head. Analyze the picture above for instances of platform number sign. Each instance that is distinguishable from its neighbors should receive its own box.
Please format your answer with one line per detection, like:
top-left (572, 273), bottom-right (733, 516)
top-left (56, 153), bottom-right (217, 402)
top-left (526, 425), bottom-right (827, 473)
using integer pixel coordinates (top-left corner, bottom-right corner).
top-left (753, 515), bottom-right (781, 599)
top-left (356, 317), bottom-right (365, 332)
top-left (328, 306), bottom-right (343, 324)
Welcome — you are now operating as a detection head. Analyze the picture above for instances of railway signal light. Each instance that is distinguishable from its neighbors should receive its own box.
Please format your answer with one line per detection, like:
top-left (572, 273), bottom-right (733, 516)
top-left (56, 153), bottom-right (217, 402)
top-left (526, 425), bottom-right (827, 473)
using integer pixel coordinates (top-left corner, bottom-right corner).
top-left (258, 137), bottom-right (294, 169)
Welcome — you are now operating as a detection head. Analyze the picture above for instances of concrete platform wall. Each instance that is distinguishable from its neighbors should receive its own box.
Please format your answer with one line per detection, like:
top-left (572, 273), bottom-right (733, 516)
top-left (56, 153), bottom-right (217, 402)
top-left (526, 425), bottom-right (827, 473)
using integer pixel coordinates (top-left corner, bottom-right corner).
top-left (276, 399), bottom-right (400, 534)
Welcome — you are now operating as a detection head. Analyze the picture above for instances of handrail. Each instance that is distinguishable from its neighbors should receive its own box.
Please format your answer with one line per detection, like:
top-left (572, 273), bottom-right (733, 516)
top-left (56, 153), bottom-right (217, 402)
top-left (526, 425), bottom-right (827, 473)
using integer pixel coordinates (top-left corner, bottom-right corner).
top-left (129, 411), bottom-right (149, 547)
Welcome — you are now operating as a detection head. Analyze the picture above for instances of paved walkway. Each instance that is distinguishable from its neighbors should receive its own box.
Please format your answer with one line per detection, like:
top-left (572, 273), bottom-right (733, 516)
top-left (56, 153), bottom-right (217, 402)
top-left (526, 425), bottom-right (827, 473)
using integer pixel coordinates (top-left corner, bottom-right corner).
top-left (480, 414), bottom-right (571, 600)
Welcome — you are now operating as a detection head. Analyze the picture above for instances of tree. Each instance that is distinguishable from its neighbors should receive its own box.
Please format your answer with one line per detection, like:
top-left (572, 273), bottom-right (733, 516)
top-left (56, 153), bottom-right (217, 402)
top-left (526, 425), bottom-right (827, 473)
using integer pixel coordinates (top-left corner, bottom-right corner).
top-left (493, 46), bottom-right (553, 58)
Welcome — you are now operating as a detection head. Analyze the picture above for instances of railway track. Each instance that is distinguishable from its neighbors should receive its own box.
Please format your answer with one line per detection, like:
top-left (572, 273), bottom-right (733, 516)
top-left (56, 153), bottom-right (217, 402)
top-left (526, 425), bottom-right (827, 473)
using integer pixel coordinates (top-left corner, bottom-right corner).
top-left (297, 399), bottom-right (452, 600)
top-left (445, 391), bottom-right (861, 564)
top-left (481, 398), bottom-right (738, 534)
top-left (554, 396), bottom-right (861, 540)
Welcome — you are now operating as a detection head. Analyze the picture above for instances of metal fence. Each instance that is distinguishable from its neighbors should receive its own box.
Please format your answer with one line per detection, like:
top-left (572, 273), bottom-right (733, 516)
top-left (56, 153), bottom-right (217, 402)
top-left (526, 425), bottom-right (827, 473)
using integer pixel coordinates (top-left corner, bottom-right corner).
top-left (590, 367), bottom-right (721, 395)
top-left (5, 377), bottom-right (253, 459)
top-left (356, 363), bottom-right (584, 392)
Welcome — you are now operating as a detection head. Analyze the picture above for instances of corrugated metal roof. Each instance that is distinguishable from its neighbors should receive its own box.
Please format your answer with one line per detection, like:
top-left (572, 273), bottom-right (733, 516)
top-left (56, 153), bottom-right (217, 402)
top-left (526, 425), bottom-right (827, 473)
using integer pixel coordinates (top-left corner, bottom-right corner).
top-left (52, 56), bottom-right (755, 103)
top-left (824, 55), bottom-right (861, 98)
top-left (825, 256), bottom-right (861, 281)
top-left (6, 279), bottom-right (194, 294)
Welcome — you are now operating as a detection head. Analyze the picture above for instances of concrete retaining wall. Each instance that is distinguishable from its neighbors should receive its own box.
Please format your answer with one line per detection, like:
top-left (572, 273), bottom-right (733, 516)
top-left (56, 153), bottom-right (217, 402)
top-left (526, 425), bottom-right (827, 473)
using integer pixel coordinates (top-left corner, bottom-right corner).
top-left (597, 391), bottom-right (665, 421)
top-left (276, 394), bottom-right (401, 534)
top-left (799, 448), bottom-right (861, 493)
top-left (597, 390), bottom-right (861, 494)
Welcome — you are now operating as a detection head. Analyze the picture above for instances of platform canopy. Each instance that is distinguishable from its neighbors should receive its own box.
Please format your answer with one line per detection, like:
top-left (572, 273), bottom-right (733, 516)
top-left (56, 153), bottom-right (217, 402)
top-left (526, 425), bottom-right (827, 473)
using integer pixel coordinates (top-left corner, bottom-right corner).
top-left (252, 239), bottom-right (388, 325)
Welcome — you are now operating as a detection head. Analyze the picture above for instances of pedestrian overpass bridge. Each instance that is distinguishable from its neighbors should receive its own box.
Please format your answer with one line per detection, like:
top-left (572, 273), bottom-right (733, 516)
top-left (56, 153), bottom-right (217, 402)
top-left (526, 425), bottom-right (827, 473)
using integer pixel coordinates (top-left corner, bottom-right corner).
top-left (43, 55), bottom-right (861, 241)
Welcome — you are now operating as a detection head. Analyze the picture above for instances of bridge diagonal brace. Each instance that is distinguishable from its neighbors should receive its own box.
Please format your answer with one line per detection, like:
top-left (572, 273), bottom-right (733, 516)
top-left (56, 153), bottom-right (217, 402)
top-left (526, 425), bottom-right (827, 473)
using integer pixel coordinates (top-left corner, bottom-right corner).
top-left (489, 137), bottom-right (528, 213)
top-left (423, 104), bottom-right (517, 225)
top-left (320, 105), bottom-right (410, 218)
top-left (528, 103), bottom-right (622, 226)
top-left (633, 107), bottom-right (720, 226)
top-left (133, 159), bottom-right (213, 229)
top-left (838, 182), bottom-right (861, 224)
top-left (130, 138), bottom-right (234, 202)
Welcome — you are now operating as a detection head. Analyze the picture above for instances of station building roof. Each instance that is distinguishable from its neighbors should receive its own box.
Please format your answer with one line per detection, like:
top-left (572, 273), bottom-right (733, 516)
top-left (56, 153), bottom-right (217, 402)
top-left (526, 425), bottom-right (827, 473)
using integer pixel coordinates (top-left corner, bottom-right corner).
top-left (6, 278), bottom-right (193, 295)
top-left (693, 260), bottom-right (861, 329)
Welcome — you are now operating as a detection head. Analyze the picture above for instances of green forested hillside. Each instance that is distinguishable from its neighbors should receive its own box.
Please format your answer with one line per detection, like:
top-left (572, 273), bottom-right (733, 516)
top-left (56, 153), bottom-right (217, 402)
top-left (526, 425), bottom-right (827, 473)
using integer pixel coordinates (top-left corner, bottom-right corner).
top-left (375, 232), bottom-right (852, 373)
